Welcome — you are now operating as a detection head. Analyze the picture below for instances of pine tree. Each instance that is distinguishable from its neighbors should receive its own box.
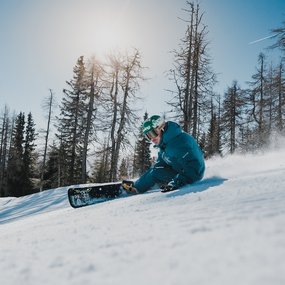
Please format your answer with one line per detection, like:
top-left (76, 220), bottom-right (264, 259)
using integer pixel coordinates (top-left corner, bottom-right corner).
top-left (7, 112), bottom-right (25, 197)
top-left (221, 81), bottom-right (247, 154)
top-left (56, 56), bottom-right (88, 185)
top-left (92, 140), bottom-right (111, 183)
top-left (22, 112), bottom-right (37, 194)
top-left (133, 112), bottom-right (152, 177)
top-left (205, 113), bottom-right (221, 158)
top-left (119, 158), bottom-right (128, 179)
top-left (204, 96), bottom-right (222, 158)
top-left (43, 142), bottom-right (60, 190)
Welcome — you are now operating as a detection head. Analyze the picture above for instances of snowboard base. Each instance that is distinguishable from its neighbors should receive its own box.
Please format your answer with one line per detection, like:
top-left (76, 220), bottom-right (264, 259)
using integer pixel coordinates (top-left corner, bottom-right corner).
top-left (68, 182), bottom-right (122, 208)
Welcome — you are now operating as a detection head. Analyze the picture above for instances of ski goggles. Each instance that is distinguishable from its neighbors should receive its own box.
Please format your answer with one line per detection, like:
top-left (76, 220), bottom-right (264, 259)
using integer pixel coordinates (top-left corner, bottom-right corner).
top-left (145, 129), bottom-right (159, 140)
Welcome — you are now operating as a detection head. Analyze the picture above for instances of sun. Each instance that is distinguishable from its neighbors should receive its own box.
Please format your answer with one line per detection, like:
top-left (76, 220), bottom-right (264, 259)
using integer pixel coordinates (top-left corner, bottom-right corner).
top-left (96, 24), bottom-right (121, 50)
top-left (91, 20), bottom-right (131, 56)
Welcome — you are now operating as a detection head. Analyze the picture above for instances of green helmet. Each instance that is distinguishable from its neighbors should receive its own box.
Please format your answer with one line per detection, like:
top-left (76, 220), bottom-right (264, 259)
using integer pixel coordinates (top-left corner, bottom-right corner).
top-left (142, 115), bottom-right (165, 135)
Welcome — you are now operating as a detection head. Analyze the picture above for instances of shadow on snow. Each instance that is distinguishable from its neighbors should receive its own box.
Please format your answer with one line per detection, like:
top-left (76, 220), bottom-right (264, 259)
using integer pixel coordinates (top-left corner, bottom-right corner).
top-left (0, 188), bottom-right (68, 225)
top-left (165, 176), bottom-right (227, 198)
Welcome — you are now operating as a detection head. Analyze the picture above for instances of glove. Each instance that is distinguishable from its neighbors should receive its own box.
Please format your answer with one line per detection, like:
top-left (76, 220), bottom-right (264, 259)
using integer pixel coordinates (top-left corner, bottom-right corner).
top-left (160, 180), bottom-right (178, 193)
top-left (121, 180), bottom-right (138, 195)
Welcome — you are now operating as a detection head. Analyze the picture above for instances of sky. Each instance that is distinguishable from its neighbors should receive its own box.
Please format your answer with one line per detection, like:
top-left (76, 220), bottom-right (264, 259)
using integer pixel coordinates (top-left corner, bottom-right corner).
top-left (1, 0), bottom-right (285, 130)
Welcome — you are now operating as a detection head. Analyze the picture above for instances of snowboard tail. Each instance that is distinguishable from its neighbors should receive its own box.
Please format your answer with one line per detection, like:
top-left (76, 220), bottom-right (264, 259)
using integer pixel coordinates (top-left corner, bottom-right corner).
top-left (68, 182), bottom-right (122, 208)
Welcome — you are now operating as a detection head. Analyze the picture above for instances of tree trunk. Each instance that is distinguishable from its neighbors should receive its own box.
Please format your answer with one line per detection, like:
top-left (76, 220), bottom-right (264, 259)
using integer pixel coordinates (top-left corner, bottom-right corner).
top-left (40, 89), bottom-right (53, 191)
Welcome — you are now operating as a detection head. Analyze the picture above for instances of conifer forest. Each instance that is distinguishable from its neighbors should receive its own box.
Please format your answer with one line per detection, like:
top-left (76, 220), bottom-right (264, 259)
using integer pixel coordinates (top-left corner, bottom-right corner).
top-left (1, 2), bottom-right (285, 197)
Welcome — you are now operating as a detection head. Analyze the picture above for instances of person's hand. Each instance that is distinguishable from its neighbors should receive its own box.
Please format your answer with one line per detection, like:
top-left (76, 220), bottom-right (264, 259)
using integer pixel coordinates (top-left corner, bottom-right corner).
top-left (121, 180), bottom-right (138, 195)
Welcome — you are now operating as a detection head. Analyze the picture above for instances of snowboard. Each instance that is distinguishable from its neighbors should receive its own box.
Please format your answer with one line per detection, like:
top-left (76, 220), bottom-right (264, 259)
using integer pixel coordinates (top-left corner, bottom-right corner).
top-left (68, 182), bottom-right (123, 208)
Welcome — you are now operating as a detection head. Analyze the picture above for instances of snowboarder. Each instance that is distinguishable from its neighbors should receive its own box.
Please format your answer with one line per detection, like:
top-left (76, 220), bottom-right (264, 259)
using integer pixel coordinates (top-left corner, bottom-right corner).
top-left (122, 115), bottom-right (205, 194)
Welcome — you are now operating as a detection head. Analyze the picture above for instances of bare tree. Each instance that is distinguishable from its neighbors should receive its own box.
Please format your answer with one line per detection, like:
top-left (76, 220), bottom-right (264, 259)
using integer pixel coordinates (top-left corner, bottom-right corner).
top-left (81, 58), bottom-right (103, 183)
top-left (40, 89), bottom-right (56, 191)
top-left (0, 106), bottom-right (13, 196)
top-left (274, 62), bottom-right (285, 131)
top-left (270, 21), bottom-right (285, 56)
top-left (168, 1), bottom-right (216, 138)
top-left (248, 53), bottom-right (269, 146)
top-left (104, 50), bottom-right (145, 181)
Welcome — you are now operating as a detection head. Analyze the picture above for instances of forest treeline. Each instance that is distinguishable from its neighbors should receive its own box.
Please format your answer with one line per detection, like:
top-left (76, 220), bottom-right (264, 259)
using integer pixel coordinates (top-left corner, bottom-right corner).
top-left (1, 2), bottom-right (285, 197)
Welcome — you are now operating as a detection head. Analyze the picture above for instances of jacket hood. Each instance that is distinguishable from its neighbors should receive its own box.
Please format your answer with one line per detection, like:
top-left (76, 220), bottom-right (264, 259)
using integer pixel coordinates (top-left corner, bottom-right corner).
top-left (159, 121), bottom-right (182, 147)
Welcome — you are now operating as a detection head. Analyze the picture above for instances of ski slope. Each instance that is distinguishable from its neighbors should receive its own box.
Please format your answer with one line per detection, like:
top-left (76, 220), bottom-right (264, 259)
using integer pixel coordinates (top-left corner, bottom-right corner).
top-left (1, 145), bottom-right (285, 285)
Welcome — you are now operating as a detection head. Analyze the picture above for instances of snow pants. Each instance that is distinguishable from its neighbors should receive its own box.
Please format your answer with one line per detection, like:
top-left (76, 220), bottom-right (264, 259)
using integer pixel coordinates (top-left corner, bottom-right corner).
top-left (134, 165), bottom-right (180, 193)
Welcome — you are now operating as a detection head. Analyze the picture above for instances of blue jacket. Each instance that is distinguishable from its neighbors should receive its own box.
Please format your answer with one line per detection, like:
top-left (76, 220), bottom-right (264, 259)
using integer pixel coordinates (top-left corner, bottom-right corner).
top-left (134, 121), bottom-right (205, 193)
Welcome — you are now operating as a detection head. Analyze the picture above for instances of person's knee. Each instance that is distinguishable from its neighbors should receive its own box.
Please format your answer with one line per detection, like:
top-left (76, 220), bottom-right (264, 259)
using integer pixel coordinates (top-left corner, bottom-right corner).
top-left (150, 166), bottom-right (177, 183)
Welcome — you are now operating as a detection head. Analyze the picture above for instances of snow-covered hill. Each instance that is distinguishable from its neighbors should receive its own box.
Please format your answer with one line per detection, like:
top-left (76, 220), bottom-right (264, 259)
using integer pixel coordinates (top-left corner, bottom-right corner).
top-left (1, 146), bottom-right (285, 285)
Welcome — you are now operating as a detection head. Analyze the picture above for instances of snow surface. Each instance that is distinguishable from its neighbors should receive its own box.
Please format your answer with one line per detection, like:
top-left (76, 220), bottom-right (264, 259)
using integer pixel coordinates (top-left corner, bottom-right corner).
top-left (1, 146), bottom-right (285, 285)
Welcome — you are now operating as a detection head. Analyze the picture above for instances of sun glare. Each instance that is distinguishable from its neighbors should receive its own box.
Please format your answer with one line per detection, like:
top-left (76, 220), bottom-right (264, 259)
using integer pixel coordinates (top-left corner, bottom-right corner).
top-left (96, 25), bottom-right (119, 50)
top-left (91, 20), bottom-right (131, 56)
